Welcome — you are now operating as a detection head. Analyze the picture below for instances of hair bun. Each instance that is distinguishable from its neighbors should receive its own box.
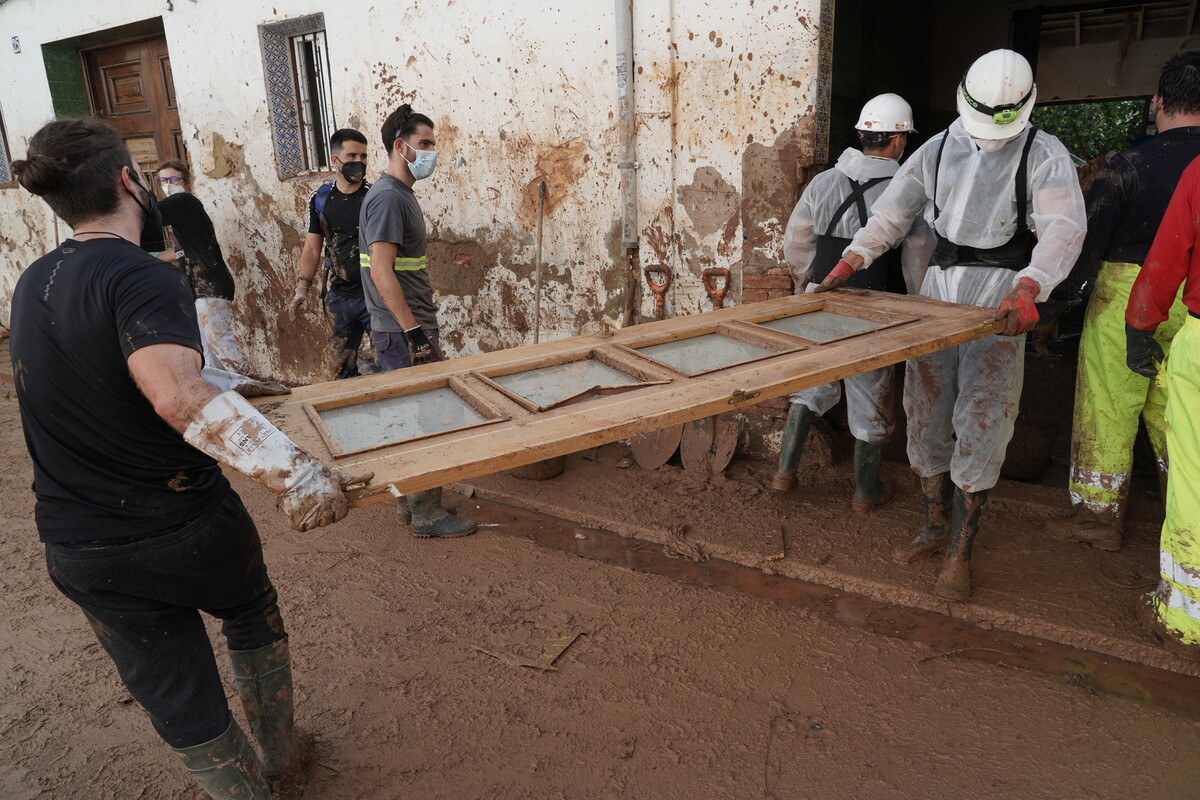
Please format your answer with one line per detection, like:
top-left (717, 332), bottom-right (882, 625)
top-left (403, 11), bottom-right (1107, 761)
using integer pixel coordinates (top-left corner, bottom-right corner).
top-left (12, 153), bottom-right (68, 196)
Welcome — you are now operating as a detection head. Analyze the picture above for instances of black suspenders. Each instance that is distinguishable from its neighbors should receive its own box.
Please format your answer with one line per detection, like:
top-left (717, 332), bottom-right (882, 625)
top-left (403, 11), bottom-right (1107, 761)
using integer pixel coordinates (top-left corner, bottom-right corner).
top-left (824, 176), bottom-right (888, 237)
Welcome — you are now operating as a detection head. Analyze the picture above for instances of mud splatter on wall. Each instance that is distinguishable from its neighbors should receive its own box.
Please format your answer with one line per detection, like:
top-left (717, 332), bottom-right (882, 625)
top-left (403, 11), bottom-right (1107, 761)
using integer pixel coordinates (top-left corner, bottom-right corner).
top-left (0, 0), bottom-right (824, 381)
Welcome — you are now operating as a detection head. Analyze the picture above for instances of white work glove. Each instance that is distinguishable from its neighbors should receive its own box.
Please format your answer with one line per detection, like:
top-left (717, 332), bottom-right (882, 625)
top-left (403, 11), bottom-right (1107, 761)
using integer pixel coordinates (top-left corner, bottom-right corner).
top-left (184, 391), bottom-right (372, 531)
top-left (201, 366), bottom-right (291, 398)
top-left (288, 283), bottom-right (310, 322)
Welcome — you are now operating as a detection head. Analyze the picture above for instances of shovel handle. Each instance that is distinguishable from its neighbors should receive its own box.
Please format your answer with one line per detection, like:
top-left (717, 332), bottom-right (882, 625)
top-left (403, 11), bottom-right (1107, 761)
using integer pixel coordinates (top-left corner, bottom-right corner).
top-left (644, 265), bottom-right (672, 314)
top-left (702, 267), bottom-right (730, 309)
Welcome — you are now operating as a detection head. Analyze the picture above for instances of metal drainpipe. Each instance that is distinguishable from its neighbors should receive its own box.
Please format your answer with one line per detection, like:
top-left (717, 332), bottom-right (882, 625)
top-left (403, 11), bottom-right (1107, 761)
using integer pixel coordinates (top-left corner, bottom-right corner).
top-left (615, 0), bottom-right (640, 327)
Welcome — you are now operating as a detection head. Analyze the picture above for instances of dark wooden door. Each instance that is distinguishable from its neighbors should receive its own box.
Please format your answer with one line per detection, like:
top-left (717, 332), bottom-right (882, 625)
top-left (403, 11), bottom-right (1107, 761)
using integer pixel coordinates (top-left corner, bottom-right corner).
top-left (84, 36), bottom-right (182, 188)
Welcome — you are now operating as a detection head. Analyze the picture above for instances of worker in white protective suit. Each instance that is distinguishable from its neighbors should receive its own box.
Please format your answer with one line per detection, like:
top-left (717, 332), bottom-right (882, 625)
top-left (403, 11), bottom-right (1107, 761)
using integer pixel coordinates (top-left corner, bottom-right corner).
top-left (816, 50), bottom-right (1086, 602)
top-left (772, 93), bottom-right (934, 512)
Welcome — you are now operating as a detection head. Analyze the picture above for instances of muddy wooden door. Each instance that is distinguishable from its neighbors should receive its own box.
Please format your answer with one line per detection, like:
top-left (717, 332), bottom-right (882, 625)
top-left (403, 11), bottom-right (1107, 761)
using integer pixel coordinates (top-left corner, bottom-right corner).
top-left (84, 36), bottom-right (182, 186)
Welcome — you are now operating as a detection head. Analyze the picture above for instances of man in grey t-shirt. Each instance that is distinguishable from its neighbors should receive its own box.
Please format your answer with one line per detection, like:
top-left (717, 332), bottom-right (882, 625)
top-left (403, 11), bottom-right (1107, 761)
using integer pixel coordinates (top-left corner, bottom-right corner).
top-left (359, 103), bottom-right (476, 538)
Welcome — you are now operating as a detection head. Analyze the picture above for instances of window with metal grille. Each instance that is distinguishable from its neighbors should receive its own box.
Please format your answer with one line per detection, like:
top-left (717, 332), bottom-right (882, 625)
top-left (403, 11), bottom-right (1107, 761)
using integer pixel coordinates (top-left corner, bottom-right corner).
top-left (291, 31), bottom-right (334, 170)
top-left (259, 13), bottom-right (336, 178)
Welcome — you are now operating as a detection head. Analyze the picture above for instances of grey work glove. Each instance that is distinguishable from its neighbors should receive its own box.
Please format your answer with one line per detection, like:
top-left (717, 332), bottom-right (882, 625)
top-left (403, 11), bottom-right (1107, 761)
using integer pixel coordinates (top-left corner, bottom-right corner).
top-left (288, 284), bottom-right (310, 322)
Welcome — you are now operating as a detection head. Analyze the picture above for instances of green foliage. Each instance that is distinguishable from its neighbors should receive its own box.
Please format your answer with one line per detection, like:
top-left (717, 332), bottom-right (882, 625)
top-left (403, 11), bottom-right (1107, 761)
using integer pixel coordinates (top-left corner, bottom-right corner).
top-left (1031, 99), bottom-right (1147, 162)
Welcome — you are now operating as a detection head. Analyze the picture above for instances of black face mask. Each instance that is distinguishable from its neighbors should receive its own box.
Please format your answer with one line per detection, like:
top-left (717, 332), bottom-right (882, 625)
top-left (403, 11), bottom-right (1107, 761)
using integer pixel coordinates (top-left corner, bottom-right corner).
top-left (131, 179), bottom-right (166, 252)
top-left (340, 161), bottom-right (366, 184)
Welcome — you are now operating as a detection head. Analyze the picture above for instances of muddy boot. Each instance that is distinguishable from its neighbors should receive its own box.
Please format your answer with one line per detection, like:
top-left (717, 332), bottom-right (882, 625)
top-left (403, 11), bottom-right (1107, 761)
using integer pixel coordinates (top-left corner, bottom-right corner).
top-left (1136, 590), bottom-right (1200, 663)
top-left (229, 638), bottom-right (312, 788)
top-left (1044, 505), bottom-right (1122, 551)
top-left (409, 487), bottom-right (477, 538)
top-left (934, 487), bottom-right (989, 603)
top-left (891, 473), bottom-right (954, 564)
top-left (850, 440), bottom-right (892, 513)
top-left (771, 403), bottom-right (814, 491)
top-left (396, 495), bottom-right (411, 523)
top-left (172, 720), bottom-right (271, 800)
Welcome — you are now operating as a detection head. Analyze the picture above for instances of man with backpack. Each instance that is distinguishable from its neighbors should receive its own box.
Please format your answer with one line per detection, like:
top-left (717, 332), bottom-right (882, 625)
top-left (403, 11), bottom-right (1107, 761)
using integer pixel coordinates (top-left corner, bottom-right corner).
top-left (291, 128), bottom-right (373, 380)
top-left (819, 49), bottom-right (1086, 602)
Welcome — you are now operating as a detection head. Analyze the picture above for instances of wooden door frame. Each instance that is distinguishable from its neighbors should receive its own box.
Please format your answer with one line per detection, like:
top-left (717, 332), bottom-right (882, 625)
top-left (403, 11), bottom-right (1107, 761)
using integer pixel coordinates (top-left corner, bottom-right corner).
top-left (257, 291), bottom-right (999, 507)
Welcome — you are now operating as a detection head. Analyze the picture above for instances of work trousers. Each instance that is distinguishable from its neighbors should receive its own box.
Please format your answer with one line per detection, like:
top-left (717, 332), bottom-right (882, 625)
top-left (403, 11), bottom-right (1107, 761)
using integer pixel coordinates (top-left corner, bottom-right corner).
top-left (44, 492), bottom-right (286, 748)
top-left (789, 368), bottom-right (896, 446)
top-left (326, 290), bottom-right (372, 380)
top-left (1153, 315), bottom-right (1200, 645)
top-left (1068, 262), bottom-right (1188, 524)
top-left (371, 328), bottom-right (440, 372)
top-left (905, 265), bottom-right (1024, 492)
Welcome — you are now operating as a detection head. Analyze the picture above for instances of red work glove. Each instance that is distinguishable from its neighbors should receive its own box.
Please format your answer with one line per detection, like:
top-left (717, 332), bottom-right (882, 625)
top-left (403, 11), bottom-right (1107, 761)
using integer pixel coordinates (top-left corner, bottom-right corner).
top-left (813, 259), bottom-right (856, 293)
top-left (994, 277), bottom-right (1041, 336)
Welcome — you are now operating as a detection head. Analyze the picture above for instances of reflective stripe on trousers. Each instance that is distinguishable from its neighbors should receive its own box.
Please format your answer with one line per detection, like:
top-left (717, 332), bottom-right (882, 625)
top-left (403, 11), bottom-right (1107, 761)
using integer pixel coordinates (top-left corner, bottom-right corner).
top-left (1068, 262), bottom-right (1187, 522)
top-left (1153, 315), bottom-right (1200, 645)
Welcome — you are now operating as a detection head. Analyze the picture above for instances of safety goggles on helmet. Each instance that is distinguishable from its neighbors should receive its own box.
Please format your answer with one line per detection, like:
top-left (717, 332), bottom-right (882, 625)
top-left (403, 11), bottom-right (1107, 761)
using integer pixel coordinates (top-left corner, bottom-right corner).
top-left (959, 77), bottom-right (1034, 126)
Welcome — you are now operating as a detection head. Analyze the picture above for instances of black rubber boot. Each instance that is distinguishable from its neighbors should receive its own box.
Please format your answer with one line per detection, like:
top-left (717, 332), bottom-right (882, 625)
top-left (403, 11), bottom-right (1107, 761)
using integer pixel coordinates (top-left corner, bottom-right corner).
top-left (934, 487), bottom-right (989, 603)
top-left (891, 472), bottom-right (954, 564)
top-left (229, 639), bottom-right (308, 778)
top-left (409, 487), bottom-right (478, 538)
top-left (850, 439), bottom-right (892, 513)
top-left (172, 720), bottom-right (271, 800)
top-left (771, 403), bottom-right (814, 491)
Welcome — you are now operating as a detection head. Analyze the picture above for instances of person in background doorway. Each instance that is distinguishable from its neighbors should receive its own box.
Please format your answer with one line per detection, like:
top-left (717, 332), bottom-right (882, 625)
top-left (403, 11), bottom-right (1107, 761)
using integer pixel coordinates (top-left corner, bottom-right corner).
top-left (1045, 52), bottom-right (1200, 552)
top-left (818, 49), bottom-right (1086, 602)
top-left (773, 93), bottom-right (932, 511)
top-left (1125, 152), bottom-right (1200, 662)
top-left (359, 103), bottom-right (476, 538)
top-left (291, 128), bottom-right (376, 379)
top-left (10, 117), bottom-right (368, 799)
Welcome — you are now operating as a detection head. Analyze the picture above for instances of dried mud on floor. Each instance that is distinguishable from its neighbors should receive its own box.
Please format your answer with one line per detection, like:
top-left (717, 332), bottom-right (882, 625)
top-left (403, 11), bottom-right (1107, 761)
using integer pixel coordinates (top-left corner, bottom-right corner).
top-left (3, 380), bottom-right (1200, 798)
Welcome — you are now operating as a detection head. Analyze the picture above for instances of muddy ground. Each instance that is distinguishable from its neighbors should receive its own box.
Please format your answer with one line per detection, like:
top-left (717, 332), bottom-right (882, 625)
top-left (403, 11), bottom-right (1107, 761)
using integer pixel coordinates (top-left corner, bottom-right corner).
top-left (3, 367), bottom-right (1200, 799)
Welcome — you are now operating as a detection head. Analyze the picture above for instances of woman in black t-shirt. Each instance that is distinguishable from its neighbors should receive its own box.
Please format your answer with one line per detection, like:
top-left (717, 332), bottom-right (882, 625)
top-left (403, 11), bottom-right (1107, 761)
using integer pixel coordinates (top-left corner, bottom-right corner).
top-left (158, 159), bottom-right (252, 375)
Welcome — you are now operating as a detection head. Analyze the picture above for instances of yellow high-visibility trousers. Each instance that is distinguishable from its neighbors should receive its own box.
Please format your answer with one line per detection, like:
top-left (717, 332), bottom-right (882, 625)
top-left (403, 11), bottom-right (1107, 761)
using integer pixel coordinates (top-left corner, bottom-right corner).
top-left (1068, 262), bottom-right (1188, 524)
top-left (1154, 315), bottom-right (1200, 645)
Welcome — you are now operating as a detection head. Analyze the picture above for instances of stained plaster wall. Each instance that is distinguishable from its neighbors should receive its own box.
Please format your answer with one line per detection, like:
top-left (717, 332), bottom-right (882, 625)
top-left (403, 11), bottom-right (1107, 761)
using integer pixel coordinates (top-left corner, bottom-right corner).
top-left (0, 0), bottom-right (823, 383)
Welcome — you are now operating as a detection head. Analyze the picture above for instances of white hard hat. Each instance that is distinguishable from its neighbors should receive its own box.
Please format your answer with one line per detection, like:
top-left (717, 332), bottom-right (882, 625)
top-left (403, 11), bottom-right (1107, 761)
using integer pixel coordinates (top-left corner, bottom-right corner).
top-left (956, 49), bottom-right (1037, 140)
top-left (855, 93), bottom-right (916, 133)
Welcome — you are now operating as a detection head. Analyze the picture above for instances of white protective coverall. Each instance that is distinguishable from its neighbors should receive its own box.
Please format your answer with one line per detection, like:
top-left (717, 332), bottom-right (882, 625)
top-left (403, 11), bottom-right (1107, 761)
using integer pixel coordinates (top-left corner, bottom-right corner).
top-left (844, 120), bottom-right (1086, 491)
top-left (782, 146), bottom-right (934, 445)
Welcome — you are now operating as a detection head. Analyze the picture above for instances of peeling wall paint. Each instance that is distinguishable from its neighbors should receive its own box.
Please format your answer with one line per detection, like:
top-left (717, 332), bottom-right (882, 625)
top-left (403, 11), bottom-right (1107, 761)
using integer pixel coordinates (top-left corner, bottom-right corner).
top-left (0, 0), bottom-right (823, 382)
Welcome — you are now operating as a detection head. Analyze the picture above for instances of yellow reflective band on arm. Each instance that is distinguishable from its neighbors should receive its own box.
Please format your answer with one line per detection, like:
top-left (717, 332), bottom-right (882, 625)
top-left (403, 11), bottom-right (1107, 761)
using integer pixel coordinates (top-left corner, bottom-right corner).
top-left (357, 253), bottom-right (428, 272)
top-left (391, 256), bottom-right (427, 272)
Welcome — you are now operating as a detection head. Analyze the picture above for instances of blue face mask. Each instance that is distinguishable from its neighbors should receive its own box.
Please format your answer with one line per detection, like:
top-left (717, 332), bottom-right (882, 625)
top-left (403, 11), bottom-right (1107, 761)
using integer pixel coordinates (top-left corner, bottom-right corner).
top-left (402, 143), bottom-right (437, 180)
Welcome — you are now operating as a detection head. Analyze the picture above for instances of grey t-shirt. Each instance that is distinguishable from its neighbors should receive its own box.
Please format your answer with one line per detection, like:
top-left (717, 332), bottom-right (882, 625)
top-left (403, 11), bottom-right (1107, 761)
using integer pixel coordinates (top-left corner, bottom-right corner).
top-left (358, 173), bottom-right (438, 333)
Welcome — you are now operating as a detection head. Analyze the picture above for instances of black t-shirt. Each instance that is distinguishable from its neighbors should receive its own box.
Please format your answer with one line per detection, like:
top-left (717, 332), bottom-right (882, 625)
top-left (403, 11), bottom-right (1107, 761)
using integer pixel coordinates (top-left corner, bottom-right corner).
top-left (159, 192), bottom-right (237, 300)
top-left (9, 238), bottom-right (230, 543)
top-left (307, 181), bottom-right (369, 297)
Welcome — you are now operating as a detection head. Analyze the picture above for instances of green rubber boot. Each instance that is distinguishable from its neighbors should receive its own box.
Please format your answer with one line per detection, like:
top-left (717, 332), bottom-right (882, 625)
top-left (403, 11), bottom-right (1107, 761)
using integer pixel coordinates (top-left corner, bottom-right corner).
top-left (891, 472), bottom-right (954, 564)
top-left (934, 487), bottom-right (990, 603)
top-left (409, 487), bottom-right (478, 538)
top-left (229, 639), bottom-right (307, 778)
top-left (851, 439), bottom-right (892, 512)
top-left (172, 720), bottom-right (271, 800)
top-left (771, 403), bottom-right (814, 491)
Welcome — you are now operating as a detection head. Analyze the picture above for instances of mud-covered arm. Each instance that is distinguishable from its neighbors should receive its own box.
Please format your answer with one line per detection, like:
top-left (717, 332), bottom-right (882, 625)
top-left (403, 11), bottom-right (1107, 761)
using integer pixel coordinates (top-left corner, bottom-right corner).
top-left (1128, 160), bottom-right (1199, 330)
top-left (1051, 156), bottom-right (1130, 302)
top-left (1019, 148), bottom-right (1087, 301)
top-left (128, 343), bottom-right (366, 531)
top-left (782, 193), bottom-right (818, 289)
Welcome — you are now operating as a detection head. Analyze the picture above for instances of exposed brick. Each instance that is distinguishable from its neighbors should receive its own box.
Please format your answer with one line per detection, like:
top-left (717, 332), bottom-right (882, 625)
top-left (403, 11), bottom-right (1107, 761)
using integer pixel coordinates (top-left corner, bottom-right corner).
top-left (743, 289), bottom-right (770, 303)
top-left (743, 274), bottom-right (795, 291)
